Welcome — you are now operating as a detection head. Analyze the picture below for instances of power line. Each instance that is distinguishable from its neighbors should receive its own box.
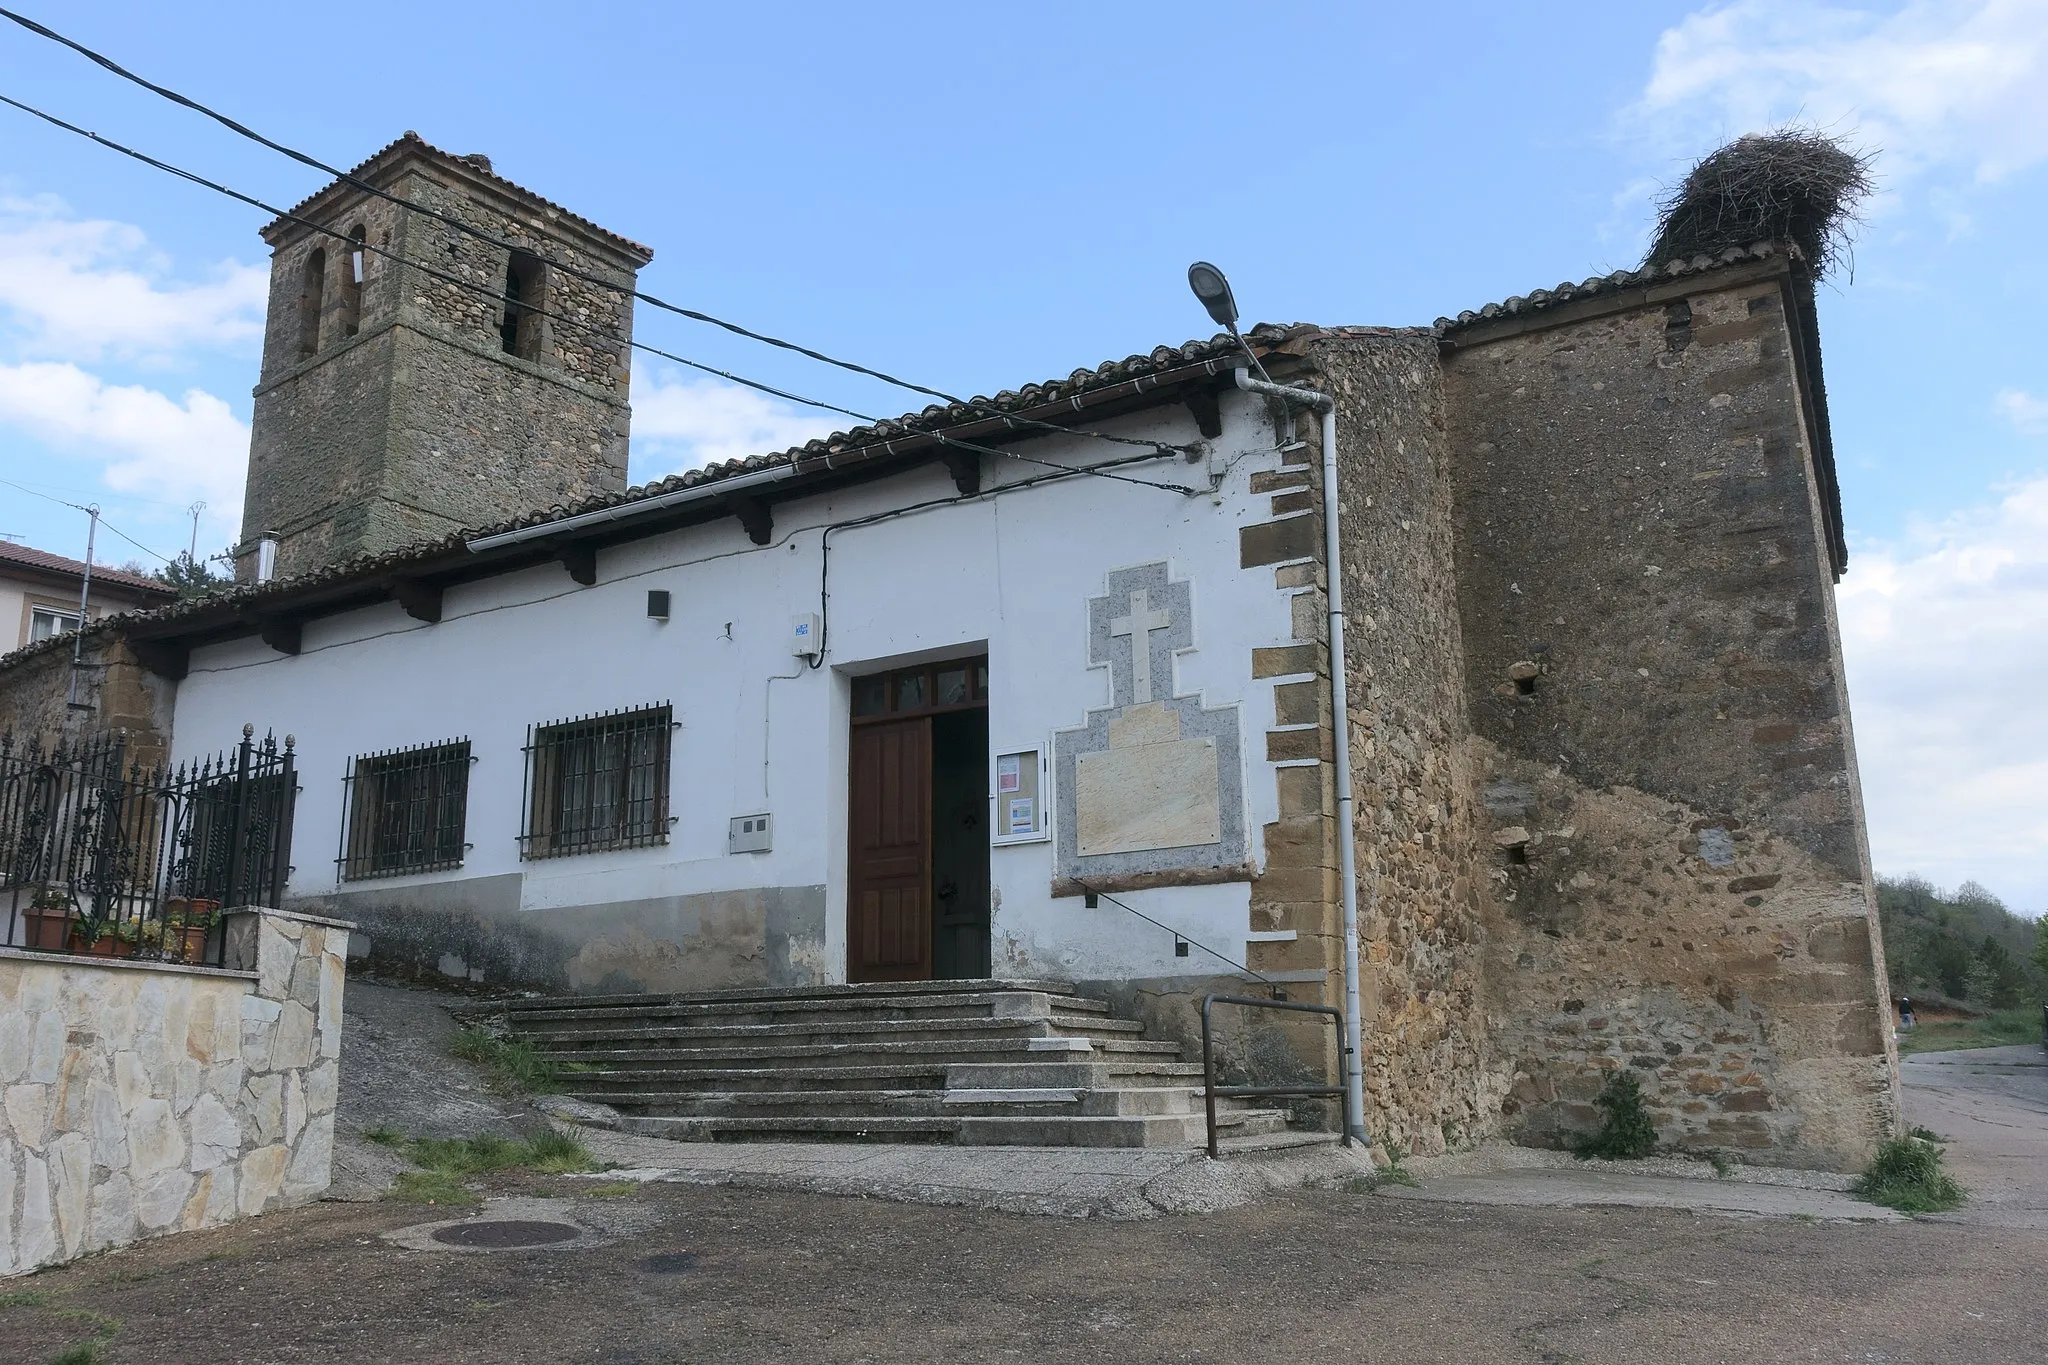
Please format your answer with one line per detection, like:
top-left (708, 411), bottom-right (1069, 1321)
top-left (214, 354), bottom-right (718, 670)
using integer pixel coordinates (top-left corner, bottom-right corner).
top-left (0, 474), bottom-right (173, 563)
top-left (0, 90), bottom-right (1205, 504)
top-left (0, 6), bottom-right (1192, 461)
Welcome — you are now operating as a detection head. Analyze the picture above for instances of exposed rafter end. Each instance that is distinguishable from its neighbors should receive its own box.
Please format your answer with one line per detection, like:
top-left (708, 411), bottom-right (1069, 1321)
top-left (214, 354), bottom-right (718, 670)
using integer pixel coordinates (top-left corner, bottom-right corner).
top-left (724, 494), bottom-right (773, 546)
top-left (257, 619), bottom-right (302, 657)
top-left (940, 448), bottom-right (981, 496)
top-left (127, 639), bottom-right (189, 682)
top-left (388, 577), bottom-right (443, 624)
top-left (555, 542), bottom-right (598, 586)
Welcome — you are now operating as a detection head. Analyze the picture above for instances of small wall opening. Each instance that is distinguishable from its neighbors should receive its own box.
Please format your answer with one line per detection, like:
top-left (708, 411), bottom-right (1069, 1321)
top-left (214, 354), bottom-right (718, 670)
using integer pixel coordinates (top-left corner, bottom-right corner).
top-left (1514, 676), bottom-right (1536, 696)
top-left (1504, 843), bottom-right (1529, 865)
top-left (296, 248), bottom-right (326, 358)
top-left (499, 249), bottom-right (545, 360)
top-left (339, 225), bottom-right (365, 338)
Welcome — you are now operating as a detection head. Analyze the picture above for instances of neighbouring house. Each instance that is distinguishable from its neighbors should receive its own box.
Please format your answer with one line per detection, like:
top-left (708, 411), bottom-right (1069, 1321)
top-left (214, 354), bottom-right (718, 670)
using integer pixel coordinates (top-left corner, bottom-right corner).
top-left (0, 540), bottom-right (175, 652)
top-left (0, 132), bottom-right (1899, 1172)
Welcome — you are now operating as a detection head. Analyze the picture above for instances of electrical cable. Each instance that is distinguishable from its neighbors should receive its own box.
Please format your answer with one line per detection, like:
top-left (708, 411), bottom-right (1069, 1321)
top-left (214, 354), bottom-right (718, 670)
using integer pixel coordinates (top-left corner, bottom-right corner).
top-left (0, 91), bottom-right (1207, 510)
top-left (0, 6), bottom-right (1195, 460)
top-left (0, 475), bottom-right (173, 564)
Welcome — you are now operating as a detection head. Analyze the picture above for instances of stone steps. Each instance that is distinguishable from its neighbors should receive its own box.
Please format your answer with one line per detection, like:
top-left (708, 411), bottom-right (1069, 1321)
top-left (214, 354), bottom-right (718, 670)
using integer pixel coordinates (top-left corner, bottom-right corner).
top-left (501, 980), bottom-right (1318, 1150)
top-left (526, 1014), bottom-right (1143, 1052)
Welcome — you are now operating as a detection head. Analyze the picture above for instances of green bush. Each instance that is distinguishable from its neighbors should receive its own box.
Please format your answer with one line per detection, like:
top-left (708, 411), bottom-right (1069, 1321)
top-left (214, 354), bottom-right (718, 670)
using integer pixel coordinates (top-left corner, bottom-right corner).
top-left (448, 1025), bottom-right (566, 1095)
top-left (1856, 1136), bottom-right (1966, 1214)
top-left (1577, 1071), bottom-right (1659, 1160)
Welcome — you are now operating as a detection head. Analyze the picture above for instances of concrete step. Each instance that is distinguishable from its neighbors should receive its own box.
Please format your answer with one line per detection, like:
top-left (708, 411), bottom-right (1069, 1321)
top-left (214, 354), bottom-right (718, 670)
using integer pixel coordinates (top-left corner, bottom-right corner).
top-left (560, 1064), bottom-right (954, 1094)
top-left (506, 990), bottom-right (1114, 1034)
top-left (949, 1108), bottom-right (1287, 1148)
top-left (613, 1113), bottom-right (963, 1144)
top-left (498, 978), bottom-right (1081, 1014)
top-left (534, 1036), bottom-right (1181, 1072)
top-left (562, 1085), bottom-right (1218, 1121)
top-left (526, 1014), bottom-right (1143, 1053)
top-left (943, 1060), bottom-right (1206, 1089)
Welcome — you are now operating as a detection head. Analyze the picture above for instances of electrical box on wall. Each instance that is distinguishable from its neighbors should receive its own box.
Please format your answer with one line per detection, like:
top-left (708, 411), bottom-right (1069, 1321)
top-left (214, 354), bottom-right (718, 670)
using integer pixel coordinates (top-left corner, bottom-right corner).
top-left (729, 813), bottom-right (772, 854)
top-left (791, 612), bottom-right (821, 660)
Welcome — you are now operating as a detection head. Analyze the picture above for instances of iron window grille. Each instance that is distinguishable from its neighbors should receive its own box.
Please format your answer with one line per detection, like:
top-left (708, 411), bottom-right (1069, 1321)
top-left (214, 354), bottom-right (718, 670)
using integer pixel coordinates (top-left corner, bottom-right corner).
top-left (338, 739), bottom-right (473, 882)
top-left (520, 704), bottom-right (676, 860)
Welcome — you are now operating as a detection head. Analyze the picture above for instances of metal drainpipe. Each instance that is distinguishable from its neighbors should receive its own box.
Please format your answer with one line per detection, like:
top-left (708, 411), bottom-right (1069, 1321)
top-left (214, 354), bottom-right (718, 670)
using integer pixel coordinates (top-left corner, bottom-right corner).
top-left (1233, 367), bottom-right (1369, 1145)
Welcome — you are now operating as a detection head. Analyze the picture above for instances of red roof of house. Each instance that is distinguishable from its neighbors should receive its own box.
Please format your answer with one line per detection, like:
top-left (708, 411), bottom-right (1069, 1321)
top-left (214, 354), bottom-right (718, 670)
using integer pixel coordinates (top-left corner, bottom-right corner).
top-left (0, 540), bottom-right (178, 600)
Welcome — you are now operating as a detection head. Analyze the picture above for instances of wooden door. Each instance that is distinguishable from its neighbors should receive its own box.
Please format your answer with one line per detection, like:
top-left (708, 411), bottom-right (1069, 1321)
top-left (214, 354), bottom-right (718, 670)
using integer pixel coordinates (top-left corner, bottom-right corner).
top-left (847, 715), bottom-right (932, 982)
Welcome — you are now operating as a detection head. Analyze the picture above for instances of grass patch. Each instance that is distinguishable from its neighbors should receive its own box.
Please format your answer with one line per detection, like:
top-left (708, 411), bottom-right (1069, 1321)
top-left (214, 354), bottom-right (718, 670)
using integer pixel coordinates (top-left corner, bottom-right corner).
top-left (448, 1026), bottom-right (568, 1095)
top-left (363, 1125), bottom-right (406, 1147)
top-left (1699, 1148), bottom-right (1736, 1178)
top-left (1576, 1071), bottom-right (1658, 1161)
top-left (383, 1129), bottom-right (603, 1204)
top-left (1856, 1136), bottom-right (1967, 1214)
top-left (0, 1292), bottom-right (53, 1311)
top-left (1896, 1007), bottom-right (2043, 1056)
top-left (389, 1169), bottom-right (480, 1206)
top-left (1906, 1125), bottom-right (1948, 1144)
top-left (48, 1344), bottom-right (100, 1365)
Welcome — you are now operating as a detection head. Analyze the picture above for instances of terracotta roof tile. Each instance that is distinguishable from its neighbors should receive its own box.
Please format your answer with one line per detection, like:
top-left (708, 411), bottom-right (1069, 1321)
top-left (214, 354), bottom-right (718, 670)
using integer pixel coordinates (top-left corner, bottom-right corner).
top-left (0, 540), bottom-right (176, 598)
top-left (1434, 242), bottom-right (1793, 333)
top-left (264, 131), bottom-right (653, 263)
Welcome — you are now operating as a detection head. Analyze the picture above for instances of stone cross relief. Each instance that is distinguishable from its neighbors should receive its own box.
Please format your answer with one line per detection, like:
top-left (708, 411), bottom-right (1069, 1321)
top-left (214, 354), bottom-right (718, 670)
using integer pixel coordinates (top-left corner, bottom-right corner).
top-left (1108, 589), bottom-right (1172, 704)
top-left (1060, 563), bottom-right (1235, 861)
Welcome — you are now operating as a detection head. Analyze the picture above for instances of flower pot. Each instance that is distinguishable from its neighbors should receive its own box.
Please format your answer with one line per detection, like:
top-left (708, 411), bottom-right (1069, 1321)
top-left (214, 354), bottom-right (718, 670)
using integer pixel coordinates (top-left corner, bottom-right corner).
top-left (22, 907), bottom-right (71, 950)
top-left (68, 927), bottom-right (127, 958)
top-left (163, 924), bottom-right (210, 964)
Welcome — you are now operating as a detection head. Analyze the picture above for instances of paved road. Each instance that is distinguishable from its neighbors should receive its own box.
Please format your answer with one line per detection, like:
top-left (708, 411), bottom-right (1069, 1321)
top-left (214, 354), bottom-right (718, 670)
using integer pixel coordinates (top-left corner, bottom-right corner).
top-left (1900, 1044), bottom-right (2048, 1230)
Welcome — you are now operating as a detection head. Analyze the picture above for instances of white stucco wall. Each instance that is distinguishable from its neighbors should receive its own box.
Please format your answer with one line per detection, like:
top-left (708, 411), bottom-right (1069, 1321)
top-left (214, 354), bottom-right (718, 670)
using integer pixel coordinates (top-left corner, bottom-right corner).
top-left (169, 391), bottom-right (1311, 985)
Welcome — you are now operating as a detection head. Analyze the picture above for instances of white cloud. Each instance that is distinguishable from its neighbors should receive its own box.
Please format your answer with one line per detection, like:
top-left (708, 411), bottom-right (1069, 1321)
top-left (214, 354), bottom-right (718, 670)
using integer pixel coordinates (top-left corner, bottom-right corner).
top-left (0, 195), bottom-right (266, 360)
top-left (0, 362), bottom-right (248, 523)
top-left (1994, 387), bottom-right (2048, 434)
top-left (1838, 474), bottom-right (2048, 910)
top-left (1634, 0), bottom-right (2048, 182)
top-left (630, 370), bottom-right (839, 478)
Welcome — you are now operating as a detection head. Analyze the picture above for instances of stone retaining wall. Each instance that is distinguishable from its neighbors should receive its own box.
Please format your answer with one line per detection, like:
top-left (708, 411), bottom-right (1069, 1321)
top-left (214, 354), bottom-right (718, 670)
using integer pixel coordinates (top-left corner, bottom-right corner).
top-left (0, 906), bottom-right (353, 1276)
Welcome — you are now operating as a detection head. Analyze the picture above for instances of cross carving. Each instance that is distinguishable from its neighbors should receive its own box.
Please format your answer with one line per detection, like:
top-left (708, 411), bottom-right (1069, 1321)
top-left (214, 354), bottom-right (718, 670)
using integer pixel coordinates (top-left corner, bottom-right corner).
top-left (1108, 588), bottom-right (1173, 704)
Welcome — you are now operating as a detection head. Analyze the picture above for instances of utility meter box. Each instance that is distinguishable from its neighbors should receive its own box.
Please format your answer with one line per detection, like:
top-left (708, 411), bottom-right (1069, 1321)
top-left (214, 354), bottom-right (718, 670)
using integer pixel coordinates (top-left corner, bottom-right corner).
top-left (728, 813), bottom-right (772, 854)
top-left (790, 612), bottom-right (822, 660)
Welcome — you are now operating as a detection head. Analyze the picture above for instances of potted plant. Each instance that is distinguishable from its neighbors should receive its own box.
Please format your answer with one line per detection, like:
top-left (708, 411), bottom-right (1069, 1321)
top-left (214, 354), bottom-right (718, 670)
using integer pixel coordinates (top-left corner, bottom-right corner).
top-left (21, 886), bottom-right (72, 950)
top-left (66, 904), bottom-right (122, 957)
top-left (159, 898), bottom-right (220, 964)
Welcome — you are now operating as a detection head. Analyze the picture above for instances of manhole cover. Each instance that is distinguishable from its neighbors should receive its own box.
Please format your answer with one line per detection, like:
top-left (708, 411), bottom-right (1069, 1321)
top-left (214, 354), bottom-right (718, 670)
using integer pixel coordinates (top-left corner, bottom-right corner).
top-left (431, 1219), bottom-right (582, 1249)
top-left (635, 1251), bottom-right (698, 1274)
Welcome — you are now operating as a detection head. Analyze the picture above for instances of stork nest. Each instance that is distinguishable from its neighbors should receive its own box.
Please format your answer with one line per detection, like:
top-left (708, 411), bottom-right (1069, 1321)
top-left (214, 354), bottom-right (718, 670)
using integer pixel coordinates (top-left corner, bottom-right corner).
top-left (1644, 130), bottom-right (1874, 280)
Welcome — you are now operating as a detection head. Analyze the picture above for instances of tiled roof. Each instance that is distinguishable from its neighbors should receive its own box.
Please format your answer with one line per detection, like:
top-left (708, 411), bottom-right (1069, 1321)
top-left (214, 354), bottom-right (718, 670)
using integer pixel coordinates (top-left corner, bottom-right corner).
top-left (0, 540), bottom-right (176, 598)
top-left (1434, 241), bottom-right (1794, 333)
top-left (0, 325), bottom-right (1325, 664)
top-left (264, 131), bottom-right (654, 264)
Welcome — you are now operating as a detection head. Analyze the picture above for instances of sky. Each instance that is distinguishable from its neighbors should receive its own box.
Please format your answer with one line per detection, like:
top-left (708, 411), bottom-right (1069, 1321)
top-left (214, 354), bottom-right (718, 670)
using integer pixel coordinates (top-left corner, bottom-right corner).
top-left (0, 1), bottom-right (2042, 911)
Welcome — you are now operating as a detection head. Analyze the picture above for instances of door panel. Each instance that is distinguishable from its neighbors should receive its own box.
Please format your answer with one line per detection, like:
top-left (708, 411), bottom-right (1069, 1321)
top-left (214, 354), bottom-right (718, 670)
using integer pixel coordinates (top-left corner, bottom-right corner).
top-left (848, 716), bottom-right (931, 982)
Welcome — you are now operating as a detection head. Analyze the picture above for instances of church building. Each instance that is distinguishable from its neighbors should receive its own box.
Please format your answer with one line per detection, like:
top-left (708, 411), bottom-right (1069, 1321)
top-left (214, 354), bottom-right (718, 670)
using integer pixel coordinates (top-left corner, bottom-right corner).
top-left (0, 133), bottom-right (1899, 1168)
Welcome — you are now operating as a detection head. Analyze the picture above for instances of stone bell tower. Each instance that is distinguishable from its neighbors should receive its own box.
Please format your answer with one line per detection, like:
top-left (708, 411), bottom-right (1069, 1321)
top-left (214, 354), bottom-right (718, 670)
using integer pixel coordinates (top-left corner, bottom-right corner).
top-left (237, 133), bottom-right (654, 580)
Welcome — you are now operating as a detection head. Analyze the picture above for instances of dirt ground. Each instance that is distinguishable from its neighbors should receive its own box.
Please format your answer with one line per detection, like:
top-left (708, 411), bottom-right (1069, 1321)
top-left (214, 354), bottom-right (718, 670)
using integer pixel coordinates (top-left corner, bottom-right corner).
top-left (2, 1171), bottom-right (2042, 1364)
top-left (6, 984), bottom-right (2041, 1364)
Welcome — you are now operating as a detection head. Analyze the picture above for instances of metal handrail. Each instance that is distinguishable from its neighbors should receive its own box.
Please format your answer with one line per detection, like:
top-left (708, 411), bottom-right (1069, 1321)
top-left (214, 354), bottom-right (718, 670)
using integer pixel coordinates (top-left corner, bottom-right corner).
top-left (1201, 993), bottom-right (1352, 1159)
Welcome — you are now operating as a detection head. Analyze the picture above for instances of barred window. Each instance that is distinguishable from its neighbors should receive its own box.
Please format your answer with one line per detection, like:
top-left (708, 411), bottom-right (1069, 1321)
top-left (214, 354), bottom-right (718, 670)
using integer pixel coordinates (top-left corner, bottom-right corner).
top-left (521, 704), bottom-right (673, 860)
top-left (338, 739), bottom-right (472, 881)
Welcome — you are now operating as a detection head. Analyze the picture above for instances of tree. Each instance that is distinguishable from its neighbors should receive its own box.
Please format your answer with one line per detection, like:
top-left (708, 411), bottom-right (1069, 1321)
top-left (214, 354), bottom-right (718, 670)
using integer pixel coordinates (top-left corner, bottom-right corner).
top-left (2032, 915), bottom-right (2048, 977)
top-left (153, 551), bottom-right (232, 600)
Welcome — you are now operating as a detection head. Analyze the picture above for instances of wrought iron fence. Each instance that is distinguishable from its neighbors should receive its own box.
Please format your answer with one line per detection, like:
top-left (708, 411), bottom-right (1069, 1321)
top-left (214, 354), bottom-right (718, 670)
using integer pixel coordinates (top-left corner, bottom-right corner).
top-left (0, 725), bottom-right (298, 969)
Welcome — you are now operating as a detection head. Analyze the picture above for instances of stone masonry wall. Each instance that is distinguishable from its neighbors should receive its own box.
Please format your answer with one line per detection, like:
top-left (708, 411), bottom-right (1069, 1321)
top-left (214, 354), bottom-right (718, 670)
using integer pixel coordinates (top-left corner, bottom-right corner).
top-left (1, 907), bottom-right (352, 1276)
top-left (1314, 333), bottom-right (1501, 1157)
top-left (0, 631), bottom-right (175, 772)
top-left (243, 154), bottom-right (642, 579)
top-left (1441, 262), bottom-right (1897, 1170)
